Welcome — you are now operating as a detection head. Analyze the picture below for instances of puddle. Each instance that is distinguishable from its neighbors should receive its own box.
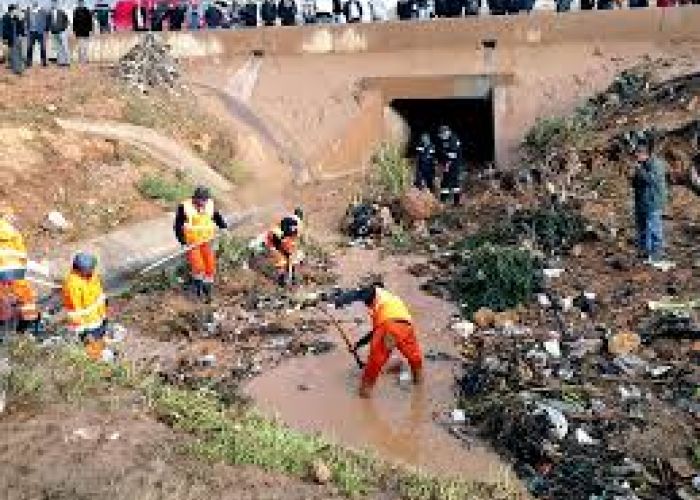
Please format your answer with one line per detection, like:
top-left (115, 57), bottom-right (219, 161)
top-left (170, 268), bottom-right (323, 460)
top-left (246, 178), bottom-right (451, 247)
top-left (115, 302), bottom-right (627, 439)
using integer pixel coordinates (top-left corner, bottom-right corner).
top-left (246, 248), bottom-right (514, 483)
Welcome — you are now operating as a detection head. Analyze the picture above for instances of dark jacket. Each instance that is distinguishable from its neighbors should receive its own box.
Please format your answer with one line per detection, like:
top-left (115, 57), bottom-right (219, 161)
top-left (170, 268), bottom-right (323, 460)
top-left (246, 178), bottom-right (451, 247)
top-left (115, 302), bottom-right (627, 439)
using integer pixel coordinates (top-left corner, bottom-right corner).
top-left (437, 134), bottom-right (464, 168)
top-left (73, 6), bottom-right (93, 37)
top-left (633, 156), bottom-right (667, 213)
top-left (416, 141), bottom-right (436, 171)
top-left (343, 0), bottom-right (362, 20)
top-left (174, 203), bottom-right (228, 245)
top-left (241, 2), bottom-right (257, 26)
top-left (204, 4), bottom-right (222, 27)
top-left (261, 0), bottom-right (277, 23)
top-left (168, 5), bottom-right (186, 29)
top-left (278, 0), bottom-right (296, 24)
top-left (47, 8), bottom-right (69, 33)
top-left (2, 11), bottom-right (25, 46)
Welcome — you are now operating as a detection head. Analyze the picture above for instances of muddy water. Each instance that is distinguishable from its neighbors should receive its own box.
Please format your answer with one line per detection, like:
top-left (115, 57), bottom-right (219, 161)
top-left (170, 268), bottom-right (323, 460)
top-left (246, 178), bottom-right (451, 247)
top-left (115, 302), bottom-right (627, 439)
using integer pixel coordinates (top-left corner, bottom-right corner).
top-left (247, 248), bottom-right (514, 483)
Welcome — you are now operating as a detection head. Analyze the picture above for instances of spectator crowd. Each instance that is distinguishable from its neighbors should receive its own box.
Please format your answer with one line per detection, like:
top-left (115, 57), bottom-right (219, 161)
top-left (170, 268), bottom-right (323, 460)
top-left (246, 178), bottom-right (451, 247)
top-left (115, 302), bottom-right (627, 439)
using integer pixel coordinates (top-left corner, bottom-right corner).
top-left (3, 0), bottom-right (699, 75)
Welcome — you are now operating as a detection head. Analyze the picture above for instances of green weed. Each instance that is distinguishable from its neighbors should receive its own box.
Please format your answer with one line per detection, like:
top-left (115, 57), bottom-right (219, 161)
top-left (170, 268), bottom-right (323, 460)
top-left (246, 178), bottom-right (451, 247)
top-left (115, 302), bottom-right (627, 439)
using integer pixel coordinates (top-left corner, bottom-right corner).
top-left (137, 173), bottom-right (193, 205)
top-left (371, 144), bottom-right (413, 199)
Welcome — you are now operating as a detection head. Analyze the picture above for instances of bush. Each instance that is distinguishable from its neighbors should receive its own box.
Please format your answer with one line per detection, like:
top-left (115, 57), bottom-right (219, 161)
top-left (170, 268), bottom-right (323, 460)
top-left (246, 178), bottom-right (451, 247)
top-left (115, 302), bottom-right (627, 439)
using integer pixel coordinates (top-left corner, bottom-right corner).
top-left (447, 244), bottom-right (541, 318)
top-left (137, 173), bottom-right (193, 204)
top-left (370, 144), bottom-right (412, 198)
top-left (216, 234), bottom-right (251, 273)
top-left (523, 110), bottom-right (592, 159)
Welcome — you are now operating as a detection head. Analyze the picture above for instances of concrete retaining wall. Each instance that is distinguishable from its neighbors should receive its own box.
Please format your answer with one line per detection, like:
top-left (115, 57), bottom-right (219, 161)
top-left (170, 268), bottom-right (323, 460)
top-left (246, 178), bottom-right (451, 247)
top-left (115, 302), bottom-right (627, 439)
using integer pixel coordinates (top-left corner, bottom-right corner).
top-left (84, 7), bottom-right (700, 61)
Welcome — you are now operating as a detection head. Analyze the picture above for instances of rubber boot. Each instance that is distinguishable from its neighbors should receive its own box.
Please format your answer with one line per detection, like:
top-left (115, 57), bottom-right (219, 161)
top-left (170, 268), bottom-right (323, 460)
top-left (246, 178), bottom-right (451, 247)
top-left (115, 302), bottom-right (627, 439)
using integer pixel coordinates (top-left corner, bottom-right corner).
top-left (453, 192), bottom-right (462, 207)
top-left (202, 282), bottom-right (213, 303)
top-left (191, 279), bottom-right (204, 299)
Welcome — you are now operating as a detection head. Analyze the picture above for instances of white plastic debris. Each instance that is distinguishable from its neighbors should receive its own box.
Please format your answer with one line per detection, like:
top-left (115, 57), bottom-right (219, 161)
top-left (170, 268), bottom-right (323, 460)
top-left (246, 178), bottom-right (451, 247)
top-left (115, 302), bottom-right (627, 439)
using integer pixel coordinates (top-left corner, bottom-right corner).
top-left (45, 211), bottom-right (72, 231)
top-left (101, 348), bottom-right (116, 364)
top-left (619, 385), bottom-right (642, 401)
top-left (108, 431), bottom-right (120, 441)
top-left (197, 354), bottom-right (217, 367)
top-left (543, 268), bottom-right (565, 279)
top-left (537, 294), bottom-right (551, 307)
top-left (0, 389), bottom-right (6, 414)
top-left (693, 475), bottom-right (700, 491)
top-left (575, 427), bottom-right (597, 445)
top-left (583, 291), bottom-right (596, 301)
top-left (648, 365), bottom-right (672, 377)
top-left (651, 260), bottom-right (676, 272)
top-left (543, 339), bottom-right (561, 358)
top-left (451, 321), bottom-right (476, 339)
top-left (537, 405), bottom-right (568, 440)
top-left (451, 409), bottom-right (467, 423)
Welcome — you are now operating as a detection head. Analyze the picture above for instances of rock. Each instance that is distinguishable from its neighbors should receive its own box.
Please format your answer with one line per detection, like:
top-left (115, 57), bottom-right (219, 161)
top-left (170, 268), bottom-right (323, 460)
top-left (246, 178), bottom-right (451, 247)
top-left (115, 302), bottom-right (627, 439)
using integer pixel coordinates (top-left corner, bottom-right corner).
top-left (668, 457), bottom-right (695, 479)
top-left (43, 211), bottom-right (72, 232)
top-left (311, 459), bottom-right (332, 484)
top-left (473, 307), bottom-right (495, 329)
top-left (379, 206), bottom-right (395, 234)
top-left (494, 310), bottom-right (518, 329)
top-left (608, 331), bottom-right (641, 356)
top-left (400, 187), bottom-right (439, 222)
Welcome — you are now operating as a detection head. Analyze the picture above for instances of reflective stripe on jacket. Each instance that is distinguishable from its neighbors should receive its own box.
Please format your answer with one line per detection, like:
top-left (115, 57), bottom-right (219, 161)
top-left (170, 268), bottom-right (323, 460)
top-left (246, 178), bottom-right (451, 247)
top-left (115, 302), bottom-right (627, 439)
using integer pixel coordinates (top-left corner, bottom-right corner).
top-left (182, 199), bottom-right (216, 245)
top-left (370, 288), bottom-right (412, 332)
top-left (0, 219), bottom-right (27, 281)
top-left (63, 271), bottom-right (107, 333)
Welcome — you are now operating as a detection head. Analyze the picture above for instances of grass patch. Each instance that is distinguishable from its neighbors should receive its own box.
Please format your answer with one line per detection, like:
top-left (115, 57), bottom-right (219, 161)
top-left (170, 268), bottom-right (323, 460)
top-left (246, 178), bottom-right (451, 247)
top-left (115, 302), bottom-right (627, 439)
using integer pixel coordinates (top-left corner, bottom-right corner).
top-left (2, 340), bottom-right (518, 499)
top-left (137, 172), bottom-right (193, 205)
top-left (523, 108), bottom-right (592, 160)
top-left (370, 144), bottom-right (412, 199)
top-left (447, 244), bottom-right (541, 318)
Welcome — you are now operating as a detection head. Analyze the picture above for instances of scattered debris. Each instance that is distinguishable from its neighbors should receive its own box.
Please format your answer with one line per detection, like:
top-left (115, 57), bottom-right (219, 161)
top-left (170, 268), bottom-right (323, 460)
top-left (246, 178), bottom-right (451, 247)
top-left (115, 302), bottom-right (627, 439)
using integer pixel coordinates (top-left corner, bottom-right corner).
top-left (114, 34), bottom-right (180, 93)
top-left (43, 211), bottom-right (72, 232)
top-left (311, 459), bottom-right (331, 484)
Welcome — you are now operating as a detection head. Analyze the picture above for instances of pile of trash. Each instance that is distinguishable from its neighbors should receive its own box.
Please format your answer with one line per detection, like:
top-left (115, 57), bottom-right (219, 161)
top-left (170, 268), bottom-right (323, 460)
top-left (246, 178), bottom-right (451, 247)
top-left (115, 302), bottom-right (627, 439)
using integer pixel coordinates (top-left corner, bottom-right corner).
top-left (114, 34), bottom-right (180, 93)
top-left (448, 295), bottom-right (699, 499)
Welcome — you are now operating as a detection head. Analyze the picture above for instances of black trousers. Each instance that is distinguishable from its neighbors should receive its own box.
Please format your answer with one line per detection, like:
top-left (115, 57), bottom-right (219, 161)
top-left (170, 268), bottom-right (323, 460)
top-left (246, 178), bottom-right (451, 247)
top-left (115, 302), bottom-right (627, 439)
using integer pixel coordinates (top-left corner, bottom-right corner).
top-left (26, 31), bottom-right (47, 66)
top-left (415, 165), bottom-right (435, 192)
top-left (440, 164), bottom-right (462, 205)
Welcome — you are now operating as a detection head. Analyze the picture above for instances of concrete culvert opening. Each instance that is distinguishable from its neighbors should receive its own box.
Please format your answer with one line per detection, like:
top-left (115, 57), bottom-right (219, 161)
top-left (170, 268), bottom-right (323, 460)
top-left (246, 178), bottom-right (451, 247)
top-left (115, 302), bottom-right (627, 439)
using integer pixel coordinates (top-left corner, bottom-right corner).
top-left (389, 96), bottom-right (496, 166)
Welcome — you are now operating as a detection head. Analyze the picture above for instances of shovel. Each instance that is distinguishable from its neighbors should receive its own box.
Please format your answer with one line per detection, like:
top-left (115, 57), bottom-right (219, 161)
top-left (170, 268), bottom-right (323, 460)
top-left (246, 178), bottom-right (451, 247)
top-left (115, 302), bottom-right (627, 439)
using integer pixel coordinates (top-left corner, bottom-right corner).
top-left (318, 306), bottom-right (365, 369)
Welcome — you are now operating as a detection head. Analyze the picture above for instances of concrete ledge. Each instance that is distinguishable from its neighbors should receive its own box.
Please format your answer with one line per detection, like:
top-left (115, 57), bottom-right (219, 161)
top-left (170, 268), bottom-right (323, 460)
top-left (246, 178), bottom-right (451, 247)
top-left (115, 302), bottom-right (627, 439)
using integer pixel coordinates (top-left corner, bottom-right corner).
top-left (83, 7), bottom-right (700, 62)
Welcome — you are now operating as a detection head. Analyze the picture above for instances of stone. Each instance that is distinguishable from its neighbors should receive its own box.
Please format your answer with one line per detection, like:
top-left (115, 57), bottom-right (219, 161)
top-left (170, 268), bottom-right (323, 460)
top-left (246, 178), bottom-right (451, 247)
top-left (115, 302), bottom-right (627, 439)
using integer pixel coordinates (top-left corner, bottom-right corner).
top-left (494, 310), bottom-right (518, 329)
top-left (668, 457), bottom-right (695, 479)
top-left (311, 459), bottom-right (331, 484)
top-left (43, 211), bottom-right (72, 232)
top-left (608, 331), bottom-right (641, 356)
top-left (379, 206), bottom-right (395, 234)
top-left (400, 187), bottom-right (439, 222)
top-left (473, 307), bottom-right (495, 329)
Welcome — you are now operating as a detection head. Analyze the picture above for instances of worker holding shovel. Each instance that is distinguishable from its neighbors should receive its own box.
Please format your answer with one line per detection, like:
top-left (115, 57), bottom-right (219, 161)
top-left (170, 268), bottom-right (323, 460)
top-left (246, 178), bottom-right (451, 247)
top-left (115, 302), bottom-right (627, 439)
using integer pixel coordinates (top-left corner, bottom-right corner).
top-left (173, 186), bottom-right (229, 302)
top-left (331, 281), bottom-right (423, 398)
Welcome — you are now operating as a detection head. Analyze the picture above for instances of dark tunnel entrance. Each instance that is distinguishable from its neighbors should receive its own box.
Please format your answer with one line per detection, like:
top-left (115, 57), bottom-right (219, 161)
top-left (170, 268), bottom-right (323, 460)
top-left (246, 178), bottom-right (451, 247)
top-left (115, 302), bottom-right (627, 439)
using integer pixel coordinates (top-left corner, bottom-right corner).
top-left (390, 96), bottom-right (495, 167)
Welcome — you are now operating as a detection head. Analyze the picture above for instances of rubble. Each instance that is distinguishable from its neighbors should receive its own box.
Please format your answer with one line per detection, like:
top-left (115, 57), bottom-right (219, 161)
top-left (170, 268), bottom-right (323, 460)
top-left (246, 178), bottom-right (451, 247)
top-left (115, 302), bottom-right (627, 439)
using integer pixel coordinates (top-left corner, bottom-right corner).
top-left (114, 34), bottom-right (181, 93)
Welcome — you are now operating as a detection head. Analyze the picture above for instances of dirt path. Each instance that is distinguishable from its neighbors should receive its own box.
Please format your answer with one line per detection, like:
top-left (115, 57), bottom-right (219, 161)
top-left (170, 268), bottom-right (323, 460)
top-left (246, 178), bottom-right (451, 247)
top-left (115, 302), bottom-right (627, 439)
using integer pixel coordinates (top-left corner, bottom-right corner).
top-left (56, 118), bottom-right (234, 199)
top-left (246, 247), bottom-right (517, 485)
top-left (0, 407), bottom-right (343, 500)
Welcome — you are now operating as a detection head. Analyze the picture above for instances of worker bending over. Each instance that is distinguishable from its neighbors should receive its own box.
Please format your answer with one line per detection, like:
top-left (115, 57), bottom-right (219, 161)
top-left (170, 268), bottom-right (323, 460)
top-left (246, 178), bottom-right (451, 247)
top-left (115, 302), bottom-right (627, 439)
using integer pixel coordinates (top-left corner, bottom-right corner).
top-left (174, 186), bottom-right (228, 301)
top-left (250, 208), bottom-right (304, 287)
top-left (62, 253), bottom-right (108, 361)
top-left (0, 205), bottom-right (39, 333)
top-left (334, 283), bottom-right (423, 398)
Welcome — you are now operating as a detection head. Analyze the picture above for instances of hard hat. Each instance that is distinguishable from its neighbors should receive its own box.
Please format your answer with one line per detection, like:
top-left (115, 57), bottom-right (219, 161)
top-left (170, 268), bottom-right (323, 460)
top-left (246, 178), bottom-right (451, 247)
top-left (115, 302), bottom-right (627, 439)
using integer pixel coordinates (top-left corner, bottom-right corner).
top-left (419, 132), bottom-right (431, 144)
top-left (72, 252), bottom-right (97, 274)
top-left (193, 186), bottom-right (211, 201)
top-left (280, 216), bottom-right (299, 237)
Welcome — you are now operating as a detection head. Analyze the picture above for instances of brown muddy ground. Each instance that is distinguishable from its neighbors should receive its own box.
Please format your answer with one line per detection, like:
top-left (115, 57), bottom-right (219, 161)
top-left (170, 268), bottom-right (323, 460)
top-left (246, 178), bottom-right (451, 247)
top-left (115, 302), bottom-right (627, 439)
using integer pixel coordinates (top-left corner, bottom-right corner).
top-left (0, 407), bottom-right (343, 500)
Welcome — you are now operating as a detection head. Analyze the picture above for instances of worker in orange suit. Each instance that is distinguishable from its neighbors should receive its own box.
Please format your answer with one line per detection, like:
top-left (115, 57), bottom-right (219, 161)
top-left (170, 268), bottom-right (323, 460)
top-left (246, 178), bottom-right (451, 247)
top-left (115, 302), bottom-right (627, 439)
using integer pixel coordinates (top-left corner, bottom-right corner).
top-left (0, 205), bottom-right (39, 334)
top-left (333, 282), bottom-right (423, 398)
top-left (62, 252), bottom-right (108, 361)
top-left (174, 186), bottom-right (228, 302)
top-left (262, 214), bottom-right (301, 287)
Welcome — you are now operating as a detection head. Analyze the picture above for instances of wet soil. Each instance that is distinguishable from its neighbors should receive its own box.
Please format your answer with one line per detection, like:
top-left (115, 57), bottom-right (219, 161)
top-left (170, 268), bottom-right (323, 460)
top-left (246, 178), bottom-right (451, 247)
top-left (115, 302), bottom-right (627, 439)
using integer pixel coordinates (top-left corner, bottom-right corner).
top-left (246, 247), bottom-right (517, 484)
top-left (0, 407), bottom-right (343, 500)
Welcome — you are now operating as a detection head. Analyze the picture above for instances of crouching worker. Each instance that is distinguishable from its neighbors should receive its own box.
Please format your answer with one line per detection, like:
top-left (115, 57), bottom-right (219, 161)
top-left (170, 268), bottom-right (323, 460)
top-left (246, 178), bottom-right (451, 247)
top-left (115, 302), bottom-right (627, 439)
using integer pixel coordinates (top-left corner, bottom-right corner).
top-left (62, 252), bottom-right (107, 361)
top-left (174, 186), bottom-right (228, 301)
top-left (333, 282), bottom-right (423, 398)
top-left (250, 211), bottom-right (303, 287)
top-left (0, 205), bottom-right (39, 334)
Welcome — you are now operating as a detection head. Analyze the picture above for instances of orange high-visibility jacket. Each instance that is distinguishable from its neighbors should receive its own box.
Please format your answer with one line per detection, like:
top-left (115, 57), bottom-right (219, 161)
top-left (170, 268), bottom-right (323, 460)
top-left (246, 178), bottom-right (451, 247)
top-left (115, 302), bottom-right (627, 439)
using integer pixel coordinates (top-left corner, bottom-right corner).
top-left (370, 288), bottom-right (412, 332)
top-left (264, 226), bottom-right (297, 269)
top-left (0, 219), bottom-right (28, 282)
top-left (182, 198), bottom-right (216, 245)
top-left (62, 271), bottom-right (107, 333)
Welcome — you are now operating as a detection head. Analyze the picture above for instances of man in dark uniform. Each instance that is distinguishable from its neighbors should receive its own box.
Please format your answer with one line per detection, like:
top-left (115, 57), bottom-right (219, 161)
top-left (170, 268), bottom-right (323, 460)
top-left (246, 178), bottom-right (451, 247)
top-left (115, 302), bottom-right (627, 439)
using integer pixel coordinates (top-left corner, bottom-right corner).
top-left (436, 125), bottom-right (464, 206)
top-left (414, 132), bottom-right (436, 192)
